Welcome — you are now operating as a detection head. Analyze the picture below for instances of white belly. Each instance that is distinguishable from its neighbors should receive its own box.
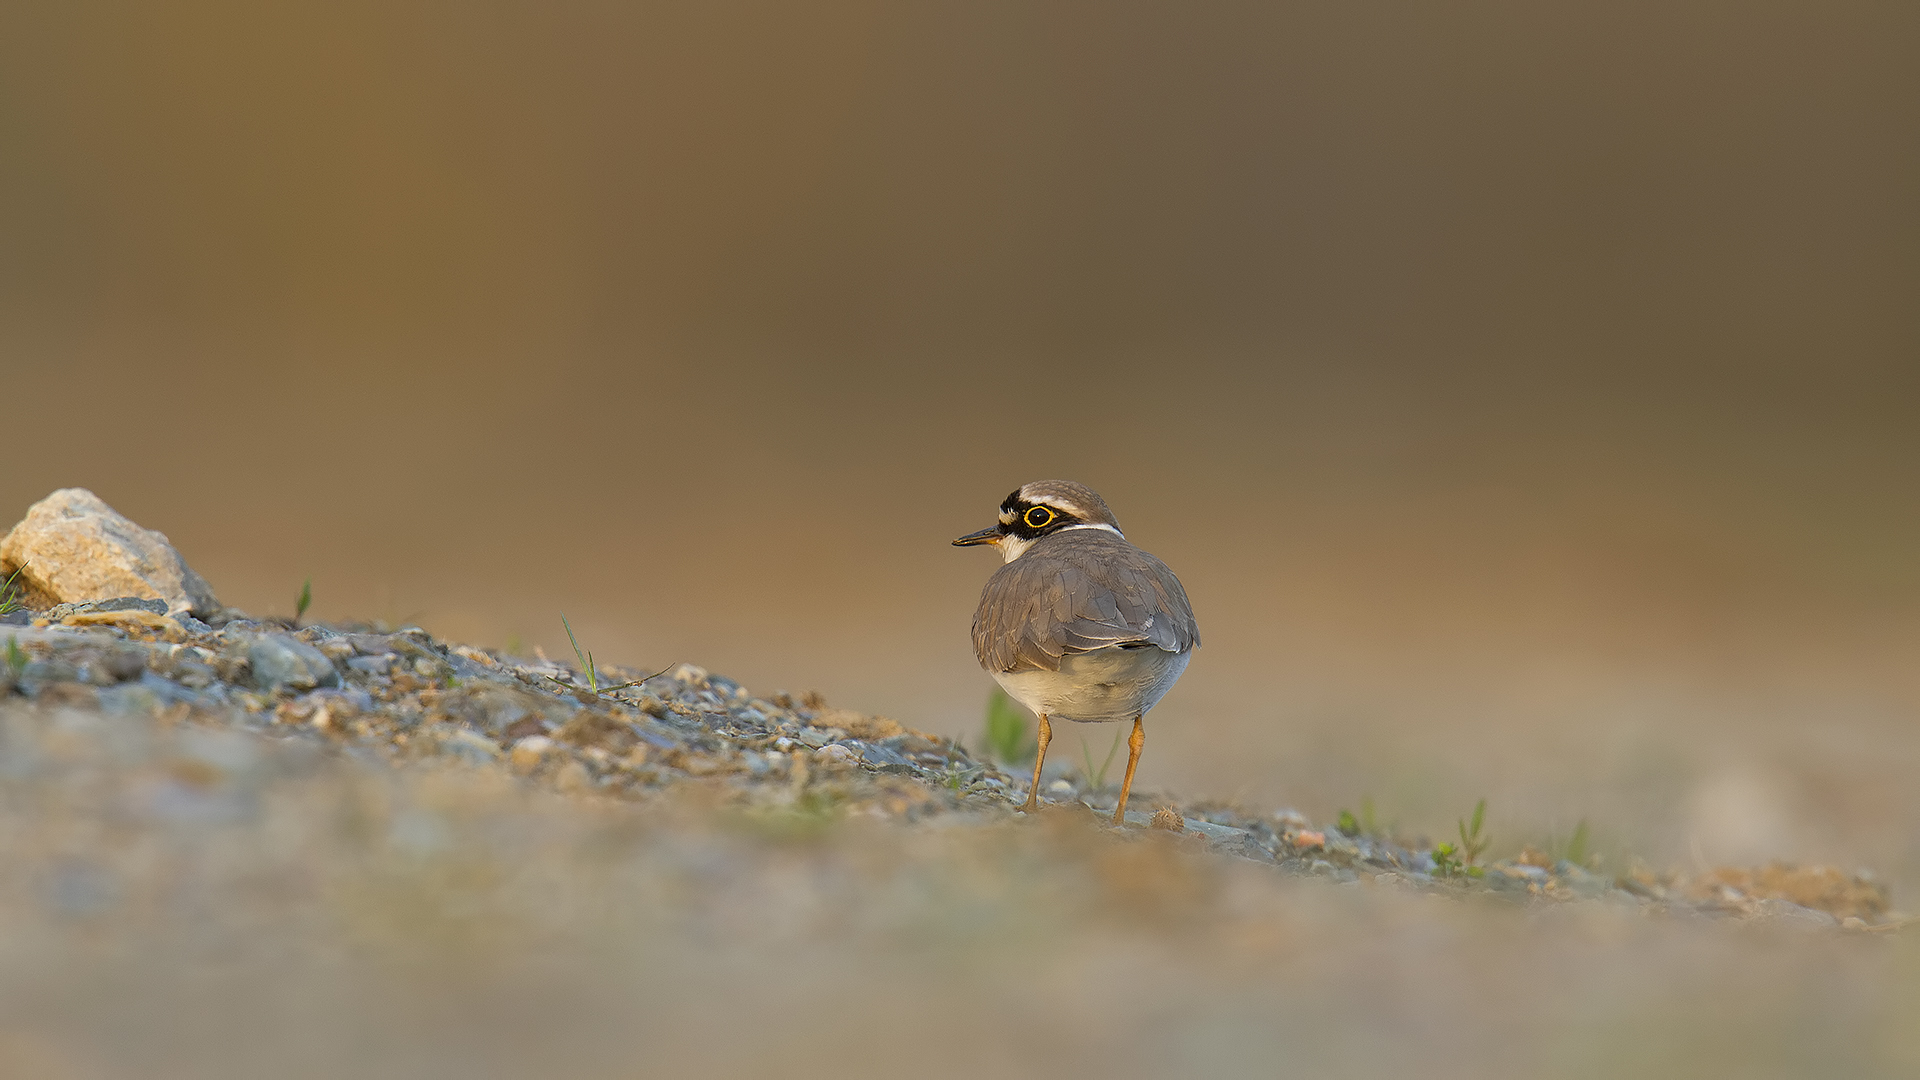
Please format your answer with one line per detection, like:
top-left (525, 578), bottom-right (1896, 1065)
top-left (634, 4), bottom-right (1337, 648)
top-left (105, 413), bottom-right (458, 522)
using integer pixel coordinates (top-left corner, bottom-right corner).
top-left (993, 647), bottom-right (1191, 723)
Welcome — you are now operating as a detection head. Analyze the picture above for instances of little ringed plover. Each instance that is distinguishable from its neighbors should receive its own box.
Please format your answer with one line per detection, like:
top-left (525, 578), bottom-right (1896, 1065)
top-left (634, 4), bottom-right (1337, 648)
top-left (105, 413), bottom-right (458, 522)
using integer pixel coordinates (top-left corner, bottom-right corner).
top-left (954, 480), bottom-right (1199, 824)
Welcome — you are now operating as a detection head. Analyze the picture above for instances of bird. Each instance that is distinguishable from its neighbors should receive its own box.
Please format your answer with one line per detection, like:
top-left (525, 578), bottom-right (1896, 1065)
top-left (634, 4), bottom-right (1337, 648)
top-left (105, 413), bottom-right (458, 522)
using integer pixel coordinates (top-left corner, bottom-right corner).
top-left (953, 480), bottom-right (1199, 825)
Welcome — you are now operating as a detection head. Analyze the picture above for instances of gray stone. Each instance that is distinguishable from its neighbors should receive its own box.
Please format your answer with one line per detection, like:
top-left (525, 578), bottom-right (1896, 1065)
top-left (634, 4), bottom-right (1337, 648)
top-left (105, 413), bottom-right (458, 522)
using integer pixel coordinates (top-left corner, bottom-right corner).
top-left (45, 597), bottom-right (169, 621)
top-left (438, 728), bottom-right (503, 766)
top-left (1749, 898), bottom-right (1839, 928)
top-left (632, 724), bottom-right (682, 751)
top-left (0, 489), bottom-right (221, 618)
top-left (303, 686), bottom-right (375, 715)
top-left (1557, 865), bottom-right (1610, 898)
top-left (463, 682), bottom-right (577, 733)
top-left (346, 654), bottom-right (394, 676)
top-left (1181, 818), bottom-right (1256, 844)
top-left (95, 672), bottom-right (206, 715)
top-left (247, 634), bottom-right (339, 693)
top-left (1209, 834), bottom-right (1278, 863)
top-left (853, 740), bottom-right (915, 771)
top-left (1485, 868), bottom-right (1535, 892)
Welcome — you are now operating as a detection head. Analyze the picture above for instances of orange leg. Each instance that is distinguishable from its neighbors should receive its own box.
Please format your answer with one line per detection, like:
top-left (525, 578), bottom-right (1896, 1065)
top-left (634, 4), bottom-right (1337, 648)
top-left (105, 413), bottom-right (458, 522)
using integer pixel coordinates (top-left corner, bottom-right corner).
top-left (1020, 714), bottom-right (1052, 814)
top-left (1111, 716), bottom-right (1145, 825)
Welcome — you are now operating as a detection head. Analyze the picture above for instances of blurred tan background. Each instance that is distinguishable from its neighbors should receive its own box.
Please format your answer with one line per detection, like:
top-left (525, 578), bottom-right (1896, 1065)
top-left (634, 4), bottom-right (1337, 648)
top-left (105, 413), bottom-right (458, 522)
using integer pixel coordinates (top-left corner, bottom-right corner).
top-left (3, 1), bottom-right (1918, 880)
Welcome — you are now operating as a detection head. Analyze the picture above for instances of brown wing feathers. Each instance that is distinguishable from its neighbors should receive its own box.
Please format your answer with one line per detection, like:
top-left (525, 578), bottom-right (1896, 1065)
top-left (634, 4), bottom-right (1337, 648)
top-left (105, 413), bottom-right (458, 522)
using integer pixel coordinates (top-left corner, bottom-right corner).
top-left (972, 530), bottom-right (1198, 674)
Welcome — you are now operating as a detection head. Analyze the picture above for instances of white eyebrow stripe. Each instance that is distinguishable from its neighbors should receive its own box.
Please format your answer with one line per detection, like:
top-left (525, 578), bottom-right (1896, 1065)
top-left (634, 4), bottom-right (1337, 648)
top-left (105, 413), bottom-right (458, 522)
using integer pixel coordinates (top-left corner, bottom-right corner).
top-left (1025, 500), bottom-right (1089, 519)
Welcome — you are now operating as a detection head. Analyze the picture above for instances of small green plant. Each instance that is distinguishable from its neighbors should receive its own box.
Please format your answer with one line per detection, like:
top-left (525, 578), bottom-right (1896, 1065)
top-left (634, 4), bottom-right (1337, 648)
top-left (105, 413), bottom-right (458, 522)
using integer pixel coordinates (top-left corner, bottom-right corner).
top-left (940, 738), bottom-right (982, 793)
top-left (982, 688), bottom-right (1036, 766)
top-left (1335, 797), bottom-right (1380, 838)
top-left (1078, 729), bottom-right (1122, 790)
top-left (294, 577), bottom-right (312, 626)
top-left (1566, 820), bottom-right (1588, 864)
top-left (1548, 819), bottom-right (1593, 867)
top-left (1428, 799), bottom-right (1490, 878)
top-left (0, 564), bottom-right (29, 616)
top-left (546, 614), bottom-right (669, 699)
top-left (1457, 798), bottom-right (1489, 870)
top-left (5, 636), bottom-right (25, 680)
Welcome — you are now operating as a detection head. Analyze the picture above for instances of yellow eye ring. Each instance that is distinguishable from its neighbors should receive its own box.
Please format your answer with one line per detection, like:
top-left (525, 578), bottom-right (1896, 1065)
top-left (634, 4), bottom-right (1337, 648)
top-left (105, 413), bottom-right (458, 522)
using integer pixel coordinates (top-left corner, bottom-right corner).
top-left (1023, 506), bottom-right (1055, 529)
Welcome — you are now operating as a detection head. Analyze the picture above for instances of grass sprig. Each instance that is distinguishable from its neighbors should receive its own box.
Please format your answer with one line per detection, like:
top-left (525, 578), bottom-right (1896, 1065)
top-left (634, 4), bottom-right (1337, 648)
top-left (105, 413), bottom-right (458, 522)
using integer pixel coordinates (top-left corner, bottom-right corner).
top-left (0, 564), bottom-right (29, 616)
top-left (1431, 798), bottom-right (1491, 878)
top-left (982, 689), bottom-right (1036, 766)
top-left (544, 613), bottom-right (671, 699)
top-left (1079, 729), bottom-right (1122, 790)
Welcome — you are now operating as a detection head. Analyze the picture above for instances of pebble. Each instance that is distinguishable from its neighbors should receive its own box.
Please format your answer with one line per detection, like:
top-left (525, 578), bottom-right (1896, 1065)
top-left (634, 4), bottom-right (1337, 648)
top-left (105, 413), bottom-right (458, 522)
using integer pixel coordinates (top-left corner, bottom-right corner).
top-left (1748, 898), bottom-right (1839, 928)
top-left (346, 654), bottom-right (394, 676)
top-left (440, 728), bottom-right (503, 765)
top-left (510, 735), bottom-right (555, 774)
top-left (795, 727), bottom-right (837, 749)
top-left (1180, 819), bottom-right (1257, 847)
top-left (247, 634), bottom-right (339, 693)
top-left (854, 741), bottom-right (915, 771)
top-left (45, 597), bottom-right (168, 620)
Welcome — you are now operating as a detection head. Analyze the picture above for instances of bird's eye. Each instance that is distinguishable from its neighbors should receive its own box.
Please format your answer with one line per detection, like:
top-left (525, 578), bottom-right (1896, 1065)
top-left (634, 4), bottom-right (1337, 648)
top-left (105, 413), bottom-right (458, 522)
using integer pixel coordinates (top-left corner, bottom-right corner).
top-left (1023, 506), bottom-right (1056, 529)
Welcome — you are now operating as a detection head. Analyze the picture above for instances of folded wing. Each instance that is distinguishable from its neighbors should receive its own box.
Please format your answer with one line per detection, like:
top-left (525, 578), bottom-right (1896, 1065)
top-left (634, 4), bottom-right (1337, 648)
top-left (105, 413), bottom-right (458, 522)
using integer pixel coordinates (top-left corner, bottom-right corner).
top-left (972, 532), bottom-right (1199, 674)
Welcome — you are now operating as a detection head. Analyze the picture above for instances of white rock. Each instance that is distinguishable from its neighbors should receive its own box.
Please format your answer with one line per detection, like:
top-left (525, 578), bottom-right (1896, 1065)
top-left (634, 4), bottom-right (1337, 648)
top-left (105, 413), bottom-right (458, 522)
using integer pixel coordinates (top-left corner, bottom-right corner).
top-left (510, 735), bottom-right (555, 774)
top-left (0, 489), bottom-right (219, 618)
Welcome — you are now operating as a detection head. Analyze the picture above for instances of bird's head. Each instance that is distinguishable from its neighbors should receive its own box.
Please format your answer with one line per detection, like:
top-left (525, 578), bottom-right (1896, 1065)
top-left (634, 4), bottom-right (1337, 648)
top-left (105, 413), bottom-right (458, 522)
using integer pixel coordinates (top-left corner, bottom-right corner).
top-left (952, 480), bottom-right (1123, 563)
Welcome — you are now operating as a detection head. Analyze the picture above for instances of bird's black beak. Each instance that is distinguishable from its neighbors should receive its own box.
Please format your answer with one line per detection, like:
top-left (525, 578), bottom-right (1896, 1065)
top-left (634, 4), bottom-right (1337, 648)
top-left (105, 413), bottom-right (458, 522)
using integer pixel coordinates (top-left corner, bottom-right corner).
top-left (952, 526), bottom-right (1002, 547)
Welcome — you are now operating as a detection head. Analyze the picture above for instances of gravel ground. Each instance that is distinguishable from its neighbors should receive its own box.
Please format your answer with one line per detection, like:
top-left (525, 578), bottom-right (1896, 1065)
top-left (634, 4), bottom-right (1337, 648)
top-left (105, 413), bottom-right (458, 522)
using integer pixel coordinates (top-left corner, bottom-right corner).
top-left (4, 600), bottom-right (1916, 1079)
top-left (0, 601), bottom-right (1899, 930)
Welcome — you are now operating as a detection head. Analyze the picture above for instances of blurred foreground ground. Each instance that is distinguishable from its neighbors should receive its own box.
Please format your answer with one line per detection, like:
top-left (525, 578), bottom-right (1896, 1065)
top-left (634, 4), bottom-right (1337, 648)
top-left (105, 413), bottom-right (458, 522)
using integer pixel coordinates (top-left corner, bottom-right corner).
top-left (0, 647), bottom-right (1913, 1079)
